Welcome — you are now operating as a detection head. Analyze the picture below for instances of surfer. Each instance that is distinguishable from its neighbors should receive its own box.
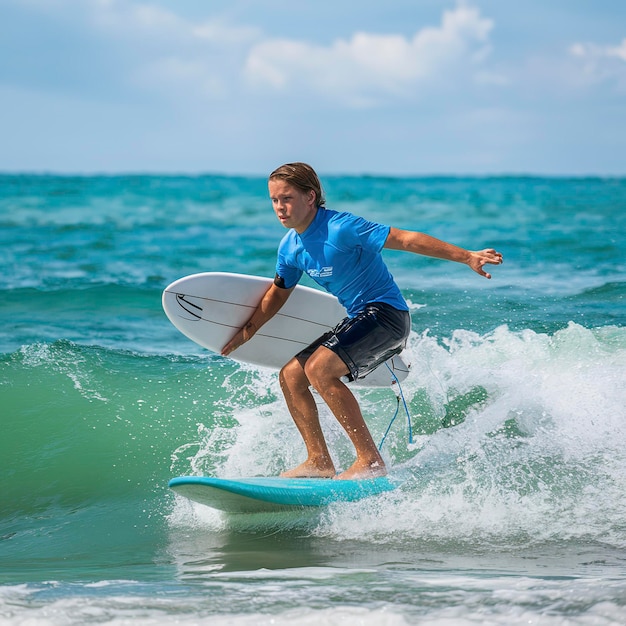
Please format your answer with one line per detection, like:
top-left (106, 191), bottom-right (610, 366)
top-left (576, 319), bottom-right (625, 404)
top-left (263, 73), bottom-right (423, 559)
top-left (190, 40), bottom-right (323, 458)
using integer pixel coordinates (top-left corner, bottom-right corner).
top-left (222, 163), bottom-right (502, 480)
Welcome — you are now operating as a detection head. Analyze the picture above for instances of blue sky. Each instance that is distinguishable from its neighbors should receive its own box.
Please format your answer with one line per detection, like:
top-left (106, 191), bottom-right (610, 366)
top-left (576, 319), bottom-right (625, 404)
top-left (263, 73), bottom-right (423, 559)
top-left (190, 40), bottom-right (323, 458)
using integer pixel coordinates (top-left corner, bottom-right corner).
top-left (1, 0), bottom-right (625, 175)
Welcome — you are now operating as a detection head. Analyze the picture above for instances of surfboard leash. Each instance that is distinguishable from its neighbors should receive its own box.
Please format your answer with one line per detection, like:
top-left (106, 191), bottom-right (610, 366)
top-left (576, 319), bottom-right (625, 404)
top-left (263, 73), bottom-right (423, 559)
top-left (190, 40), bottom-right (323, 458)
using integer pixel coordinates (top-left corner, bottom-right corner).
top-left (378, 363), bottom-right (413, 451)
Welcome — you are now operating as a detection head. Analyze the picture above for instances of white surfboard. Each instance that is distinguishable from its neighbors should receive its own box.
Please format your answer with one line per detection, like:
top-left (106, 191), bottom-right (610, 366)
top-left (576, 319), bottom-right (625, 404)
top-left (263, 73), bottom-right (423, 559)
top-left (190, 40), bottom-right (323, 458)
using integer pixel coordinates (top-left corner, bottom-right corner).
top-left (162, 272), bottom-right (410, 387)
top-left (169, 475), bottom-right (399, 513)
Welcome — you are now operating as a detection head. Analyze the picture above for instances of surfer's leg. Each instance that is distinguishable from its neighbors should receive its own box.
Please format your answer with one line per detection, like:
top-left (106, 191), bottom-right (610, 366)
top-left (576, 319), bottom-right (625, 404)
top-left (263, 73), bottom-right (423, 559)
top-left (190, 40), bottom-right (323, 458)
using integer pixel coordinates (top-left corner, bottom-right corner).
top-left (301, 304), bottom-right (410, 479)
top-left (278, 357), bottom-right (336, 478)
top-left (304, 347), bottom-right (386, 481)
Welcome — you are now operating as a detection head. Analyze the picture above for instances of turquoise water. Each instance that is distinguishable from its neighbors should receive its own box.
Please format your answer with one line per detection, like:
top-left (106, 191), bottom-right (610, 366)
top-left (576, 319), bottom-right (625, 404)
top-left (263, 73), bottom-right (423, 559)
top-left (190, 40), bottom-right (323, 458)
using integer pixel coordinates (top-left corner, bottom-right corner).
top-left (1, 174), bottom-right (625, 624)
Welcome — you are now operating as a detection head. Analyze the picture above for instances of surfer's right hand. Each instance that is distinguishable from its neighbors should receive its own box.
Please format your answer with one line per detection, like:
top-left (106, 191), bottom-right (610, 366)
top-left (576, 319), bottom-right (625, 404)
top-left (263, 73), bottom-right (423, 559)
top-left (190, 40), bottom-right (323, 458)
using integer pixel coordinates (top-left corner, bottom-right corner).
top-left (221, 321), bottom-right (256, 356)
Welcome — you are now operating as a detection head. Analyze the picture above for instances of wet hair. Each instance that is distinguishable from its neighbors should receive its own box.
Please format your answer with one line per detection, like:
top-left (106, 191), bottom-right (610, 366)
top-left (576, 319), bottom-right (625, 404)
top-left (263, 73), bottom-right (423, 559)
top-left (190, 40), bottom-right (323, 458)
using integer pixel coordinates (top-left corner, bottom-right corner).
top-left (268, 162), bottom-right (326, 208)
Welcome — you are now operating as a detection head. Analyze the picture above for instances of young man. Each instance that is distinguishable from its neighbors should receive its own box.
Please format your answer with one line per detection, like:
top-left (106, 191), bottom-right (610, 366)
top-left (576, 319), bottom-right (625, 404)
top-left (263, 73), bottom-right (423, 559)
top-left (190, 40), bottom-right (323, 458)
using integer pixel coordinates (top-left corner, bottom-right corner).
top-left (222, 163), bottom-right (503, 480)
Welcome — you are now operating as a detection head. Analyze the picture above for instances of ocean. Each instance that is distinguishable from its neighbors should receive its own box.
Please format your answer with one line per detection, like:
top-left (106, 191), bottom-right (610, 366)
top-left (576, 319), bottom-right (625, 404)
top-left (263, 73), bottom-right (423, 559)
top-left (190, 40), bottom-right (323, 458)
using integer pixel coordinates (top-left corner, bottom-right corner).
top-left (1, 173), bottom-right (625, 625)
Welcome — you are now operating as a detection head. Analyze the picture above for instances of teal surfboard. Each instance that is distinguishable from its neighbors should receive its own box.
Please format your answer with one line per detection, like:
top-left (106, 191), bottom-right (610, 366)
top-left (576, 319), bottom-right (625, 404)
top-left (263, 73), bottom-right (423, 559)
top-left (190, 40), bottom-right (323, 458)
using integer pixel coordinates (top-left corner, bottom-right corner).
top-left (169, 476), bottom-right (399, 513)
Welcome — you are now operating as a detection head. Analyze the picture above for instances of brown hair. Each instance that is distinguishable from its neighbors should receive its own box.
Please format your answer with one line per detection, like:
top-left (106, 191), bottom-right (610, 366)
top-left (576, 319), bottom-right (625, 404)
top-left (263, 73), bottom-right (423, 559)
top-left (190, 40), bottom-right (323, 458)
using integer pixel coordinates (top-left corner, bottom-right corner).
top-left (268, 162), bottom-right (326, 208)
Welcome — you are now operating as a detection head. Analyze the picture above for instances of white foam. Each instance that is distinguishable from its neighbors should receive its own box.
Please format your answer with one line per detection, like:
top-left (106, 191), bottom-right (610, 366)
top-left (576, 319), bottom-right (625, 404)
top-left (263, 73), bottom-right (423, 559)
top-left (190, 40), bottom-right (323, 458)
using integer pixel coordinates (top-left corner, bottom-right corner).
top-left (2, 576), bottom-right (625, 626)
top-left (169, 323), bottom-right (626, 546)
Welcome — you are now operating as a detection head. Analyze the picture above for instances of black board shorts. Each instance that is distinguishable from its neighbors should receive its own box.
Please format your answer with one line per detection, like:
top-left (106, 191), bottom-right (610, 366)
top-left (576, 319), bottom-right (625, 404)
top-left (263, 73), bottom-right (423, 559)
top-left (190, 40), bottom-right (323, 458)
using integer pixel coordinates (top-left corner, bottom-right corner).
top-left (296, 302), bottom-right (411, 381)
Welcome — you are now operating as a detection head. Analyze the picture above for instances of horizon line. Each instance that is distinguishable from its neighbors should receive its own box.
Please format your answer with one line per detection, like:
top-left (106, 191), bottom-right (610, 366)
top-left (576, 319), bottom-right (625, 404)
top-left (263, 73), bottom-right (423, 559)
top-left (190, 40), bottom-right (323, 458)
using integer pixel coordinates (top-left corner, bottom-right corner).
top-left (1, 170), bottom-right (625, 180)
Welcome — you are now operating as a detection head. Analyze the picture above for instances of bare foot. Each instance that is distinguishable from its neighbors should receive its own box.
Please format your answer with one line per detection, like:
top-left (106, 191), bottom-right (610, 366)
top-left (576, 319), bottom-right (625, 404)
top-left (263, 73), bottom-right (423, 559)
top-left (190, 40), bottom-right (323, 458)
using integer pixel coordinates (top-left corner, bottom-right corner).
top-left (334, 459), bottom-right (387, 480)
top-left (280, 459), bottom-right (336, 479)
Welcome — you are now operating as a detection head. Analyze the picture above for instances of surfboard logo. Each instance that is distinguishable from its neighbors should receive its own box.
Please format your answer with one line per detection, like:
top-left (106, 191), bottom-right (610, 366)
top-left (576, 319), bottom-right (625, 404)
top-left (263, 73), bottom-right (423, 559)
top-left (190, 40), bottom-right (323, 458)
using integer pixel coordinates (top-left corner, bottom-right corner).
top-left (175, 293), bottom-right (203, 320)
top-left (307, 266), bottom-right (333, 279)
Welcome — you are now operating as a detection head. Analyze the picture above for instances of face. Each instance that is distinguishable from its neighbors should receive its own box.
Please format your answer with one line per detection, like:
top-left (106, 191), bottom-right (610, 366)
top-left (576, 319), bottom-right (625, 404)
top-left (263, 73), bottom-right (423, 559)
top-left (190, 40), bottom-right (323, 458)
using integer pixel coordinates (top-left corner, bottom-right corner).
top-left (268, 179), bottom-right (317, 233)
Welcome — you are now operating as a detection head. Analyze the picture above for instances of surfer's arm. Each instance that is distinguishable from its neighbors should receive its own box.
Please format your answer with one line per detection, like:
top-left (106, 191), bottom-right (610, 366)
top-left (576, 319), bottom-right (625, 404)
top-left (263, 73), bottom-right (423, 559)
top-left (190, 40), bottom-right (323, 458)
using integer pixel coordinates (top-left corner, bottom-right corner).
top-left (221, 282), bottom-right (295, 356)
top-left (384, 227), bottom-right (503, 279)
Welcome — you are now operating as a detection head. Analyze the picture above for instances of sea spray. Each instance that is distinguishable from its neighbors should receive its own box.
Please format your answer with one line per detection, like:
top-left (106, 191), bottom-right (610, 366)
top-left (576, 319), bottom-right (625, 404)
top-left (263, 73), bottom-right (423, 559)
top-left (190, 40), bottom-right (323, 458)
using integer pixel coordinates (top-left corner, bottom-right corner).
top-left (166, 323), bottom-right (626, 545)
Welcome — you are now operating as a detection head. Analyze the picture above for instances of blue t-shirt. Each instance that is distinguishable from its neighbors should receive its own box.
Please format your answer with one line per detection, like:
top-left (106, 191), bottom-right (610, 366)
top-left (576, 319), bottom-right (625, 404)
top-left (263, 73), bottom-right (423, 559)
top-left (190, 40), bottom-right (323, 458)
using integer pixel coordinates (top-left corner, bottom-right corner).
top-left (276, 208), bottom-right (408, 317)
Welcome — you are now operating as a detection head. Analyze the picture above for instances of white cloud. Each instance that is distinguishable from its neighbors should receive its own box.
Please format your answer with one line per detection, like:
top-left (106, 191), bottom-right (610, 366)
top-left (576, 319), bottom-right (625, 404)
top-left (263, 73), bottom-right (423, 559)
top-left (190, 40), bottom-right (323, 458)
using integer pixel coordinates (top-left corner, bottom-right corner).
top-left (570, 38), bottom-right (626, 63)
top-left (244, 2), bottom-right (495, 107)
top-left (569, 37), bottom-right (626, 88)
top-left (3, 0), bottom-right (498, 107)
top-left (90, 0), bottom-right (259, 47)
top-left (1, 0), bottom-right (260, 101)
top-left (87, 0), bottom-right (260, 93)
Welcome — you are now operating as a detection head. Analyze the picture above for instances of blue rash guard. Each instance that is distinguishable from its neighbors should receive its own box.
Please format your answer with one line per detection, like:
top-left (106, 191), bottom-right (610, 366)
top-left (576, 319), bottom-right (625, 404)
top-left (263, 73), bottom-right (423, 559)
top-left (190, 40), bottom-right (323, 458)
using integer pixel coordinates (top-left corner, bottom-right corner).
top-left (276, 208), bottom-right (408, 317)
